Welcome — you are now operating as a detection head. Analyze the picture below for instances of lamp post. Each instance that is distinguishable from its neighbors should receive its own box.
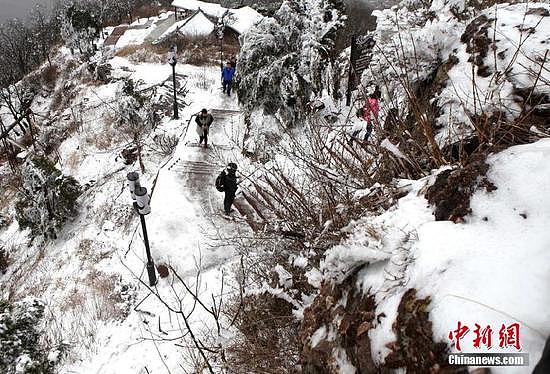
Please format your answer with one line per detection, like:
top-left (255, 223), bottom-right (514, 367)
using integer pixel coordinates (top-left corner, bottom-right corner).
top-left (217, 20), bottom-right (225, 70)
top-left (127, 172), bottom-right (157, 286)
top-left (168, 45), bottom-right (179, 120)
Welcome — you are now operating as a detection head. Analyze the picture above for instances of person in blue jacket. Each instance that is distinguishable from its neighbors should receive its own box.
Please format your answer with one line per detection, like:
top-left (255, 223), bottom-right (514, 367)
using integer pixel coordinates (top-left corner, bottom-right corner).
top-left (221, 61), bottom-right (235, 96)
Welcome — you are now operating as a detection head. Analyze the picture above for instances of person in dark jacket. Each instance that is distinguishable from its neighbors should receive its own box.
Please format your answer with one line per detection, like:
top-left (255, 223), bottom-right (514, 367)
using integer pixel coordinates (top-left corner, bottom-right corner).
top-left (195, 108), bottom-right (214, 147)
top-left (221, 62), bottom-right (235, 96)
top-left (220, 162), bottom-right (238, 214)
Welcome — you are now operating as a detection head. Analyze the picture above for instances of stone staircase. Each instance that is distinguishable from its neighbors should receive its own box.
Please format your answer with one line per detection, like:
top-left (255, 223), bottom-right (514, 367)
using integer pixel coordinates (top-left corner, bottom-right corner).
top-left (166, 106), bottom-right (279, 231)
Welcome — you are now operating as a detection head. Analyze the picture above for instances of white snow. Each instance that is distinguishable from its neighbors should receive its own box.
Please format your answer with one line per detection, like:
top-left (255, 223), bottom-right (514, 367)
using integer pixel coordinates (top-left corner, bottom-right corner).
top-left (172, 0), bottom-right (226, 18)
top-left (171, 0), bottom-right (262, 34)
top-left (326, 139), bottom-right (550, 372)
top-left (435, 2), bottom-right (550, 144)
top-left (311, 325), bottom-right (327, 348)
top-left (156, 10), bottom-right (215, 42)
top-left (292, 255), bottom-right (309, 268)
top-left (228, 6), bottom-right (264, 35)
top-left (333, 347), bottom-right (357, 374)
top-left (274, 264), bottom-right (293, 288)
top-left (115, 29), bottom-right (149, 48)
top-left (0, 42), bottom-right (248, 374)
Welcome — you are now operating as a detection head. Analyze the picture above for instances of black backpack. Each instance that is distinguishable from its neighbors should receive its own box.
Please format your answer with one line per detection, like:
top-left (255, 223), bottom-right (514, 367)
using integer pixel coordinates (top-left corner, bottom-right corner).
top-left (215, 172), bottom-right (225, 192)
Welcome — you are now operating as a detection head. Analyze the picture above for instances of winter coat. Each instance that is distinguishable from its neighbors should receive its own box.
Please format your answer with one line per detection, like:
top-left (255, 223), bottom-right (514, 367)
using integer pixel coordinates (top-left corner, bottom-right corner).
top-left (221, 66), bottom-right (235, 82)
top-left (363, 98), bottom-right (379, 124)
top-left (222, 170), bottom-right (238, 194)
top-left (195, 113), bottom-right (213, 136)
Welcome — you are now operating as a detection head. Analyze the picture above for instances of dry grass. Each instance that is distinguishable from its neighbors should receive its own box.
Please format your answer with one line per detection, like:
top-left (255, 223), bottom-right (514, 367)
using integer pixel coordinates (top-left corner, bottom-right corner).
top-left (39, 65), bottom-right (59, 89)
top-left (59, 269), bottom-right (129, 322)
top-left (65, 151), bottom-right (82, 174)
top-left (85, 131), bottom-right (116, 150)
top-left (160, 34), bottom-right (240, 66)
top-left (85, 117), bottom-right (120, 150)
top-left (50, 89), bottom-right (64, 112)
top-left (115, 45), bottom-right (151, 58)
top-left (61, 288), bottom-right (87, 313)
top-left (116, 32), bottom-right (240, 67)
top-left (226, 293), bottom-right (300, 372)
top-left (0, 247), bottom-right (10, 274)
top-left (93, 200), bottom-right (135, 233)
top-left (77, 239), bottom-right (115, 264)
top-left (0, 184), bottom-right (17, 212)
top-left (65, 119), bottom-right (81, 136)
top-left (85, 269), bottom-right (130, 321)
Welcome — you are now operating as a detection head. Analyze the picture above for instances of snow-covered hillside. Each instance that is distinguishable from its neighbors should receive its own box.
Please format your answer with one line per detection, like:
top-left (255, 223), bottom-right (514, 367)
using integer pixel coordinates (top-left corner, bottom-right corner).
top-left (319, 139), bottom-right (550, 372)
top-left (0, 44), bottom-right (250, 372)
top-left (0, 0), bottom-right (549, 373)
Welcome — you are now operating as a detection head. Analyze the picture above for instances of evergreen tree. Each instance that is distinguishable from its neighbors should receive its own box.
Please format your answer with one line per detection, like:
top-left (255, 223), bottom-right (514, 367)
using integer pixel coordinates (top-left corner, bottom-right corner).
top-left (60, 2), bottom-right (101, 57)
top-left (0, 298), bottom-right (62, 374)
top-left (15, 157), bottom-right (81, 240)
top-left (237, 0), bottom-right (344, 128)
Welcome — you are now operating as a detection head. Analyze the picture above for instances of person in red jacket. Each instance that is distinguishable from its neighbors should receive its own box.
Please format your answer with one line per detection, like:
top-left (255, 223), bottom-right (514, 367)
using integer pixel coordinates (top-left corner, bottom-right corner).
top-left (351, 87), bottom-right (381, 143)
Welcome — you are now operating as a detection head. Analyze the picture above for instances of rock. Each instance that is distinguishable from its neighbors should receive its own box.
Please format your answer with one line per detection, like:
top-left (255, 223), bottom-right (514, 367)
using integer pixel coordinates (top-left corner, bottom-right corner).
top-left (526, 7), bottom-right (550, 17)
top-left (120, 147), bottom-right (139, 165)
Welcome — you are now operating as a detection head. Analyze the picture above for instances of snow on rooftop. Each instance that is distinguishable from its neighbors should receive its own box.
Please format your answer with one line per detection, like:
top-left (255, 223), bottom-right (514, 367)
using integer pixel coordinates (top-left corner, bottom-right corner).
top-left (227, 6), bottom-right (263, 35)
top-left (154, 10), bottom-right (215, 43)
top-left (170, 0), bottom-right (262, 34)
top-left (115, 28), bottom-right (152, 48)
top-left (179, 10), bottom-right (215, 36)
top-left (171, 0), bottom-right (226, 17)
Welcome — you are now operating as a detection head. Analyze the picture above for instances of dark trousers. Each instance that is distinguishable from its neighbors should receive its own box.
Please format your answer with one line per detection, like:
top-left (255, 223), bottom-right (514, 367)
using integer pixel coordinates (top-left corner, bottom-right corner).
top-left (222, 80), bottom-right (232, 96)
top-left (351, 123), bottom-right (373, 142)
top-left (199, 127), bottom-right (209, 146)
top-left (224, 190), bottom-right (235, 214)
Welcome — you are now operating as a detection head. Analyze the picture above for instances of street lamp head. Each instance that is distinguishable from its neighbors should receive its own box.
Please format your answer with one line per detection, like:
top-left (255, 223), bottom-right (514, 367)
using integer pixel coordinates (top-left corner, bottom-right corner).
top-left (168, 45), bottom-right (177, 66)
top-left (127, 172), bottom-right (140, 200)
top-left (134, 186), bottom-right (151, 215)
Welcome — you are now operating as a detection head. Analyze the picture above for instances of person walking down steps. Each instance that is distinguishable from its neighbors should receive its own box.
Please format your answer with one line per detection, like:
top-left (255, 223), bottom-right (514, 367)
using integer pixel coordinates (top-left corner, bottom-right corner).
top-left (195, 108), bottom-right (214, 148)
top-left (221, 62), bottom-right (235, 97)
top-left (216, 163), bottom-right (238, 216)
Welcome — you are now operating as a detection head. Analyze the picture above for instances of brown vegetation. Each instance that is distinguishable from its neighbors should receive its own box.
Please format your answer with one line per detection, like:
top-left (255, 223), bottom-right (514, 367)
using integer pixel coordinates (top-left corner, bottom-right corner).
top-left (426, 154), bottom-right (497, 222)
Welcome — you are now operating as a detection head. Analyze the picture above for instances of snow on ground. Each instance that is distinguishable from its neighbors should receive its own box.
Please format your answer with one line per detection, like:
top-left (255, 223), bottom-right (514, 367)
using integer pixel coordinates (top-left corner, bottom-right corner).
top-left (112, 13), bottom-right (178, 49)
top-left (0, 42), bottom-right (249, 373)
top-left (60, 61), bottom-right (247, 373)
top-left (321, 139), bottom-right (550, 373)
top-left (435, 2), bottom-right (550, 143)
top-left (370, 2), bottom-right (549, 146)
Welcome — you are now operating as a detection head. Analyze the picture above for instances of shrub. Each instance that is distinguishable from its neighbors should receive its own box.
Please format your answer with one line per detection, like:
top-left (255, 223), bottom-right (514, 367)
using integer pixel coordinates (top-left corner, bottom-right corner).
top-left (0, 246), bottom-right (9, 274)
top-left (39, 65), bottom-right (59, 89)
top-left (15, 157), bottom-right (81, 240)
top-left (0, 298), bottom-right (64, 374)
top-left (226, 293), bottom-right (300, 372)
